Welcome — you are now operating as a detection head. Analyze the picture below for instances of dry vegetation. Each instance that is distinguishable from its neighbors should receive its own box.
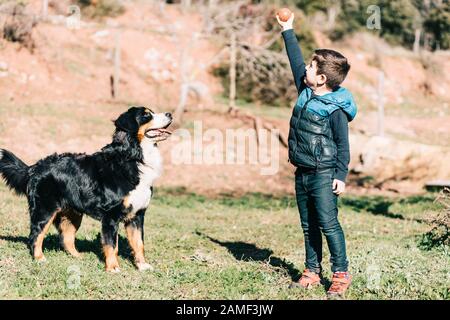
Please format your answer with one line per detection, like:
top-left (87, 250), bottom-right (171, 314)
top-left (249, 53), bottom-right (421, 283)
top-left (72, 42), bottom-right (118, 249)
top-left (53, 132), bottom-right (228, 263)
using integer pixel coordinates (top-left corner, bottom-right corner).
top-left (0, 1), bottom-right (37, 51)
top-left (420, 188), bottom-right (450, 250)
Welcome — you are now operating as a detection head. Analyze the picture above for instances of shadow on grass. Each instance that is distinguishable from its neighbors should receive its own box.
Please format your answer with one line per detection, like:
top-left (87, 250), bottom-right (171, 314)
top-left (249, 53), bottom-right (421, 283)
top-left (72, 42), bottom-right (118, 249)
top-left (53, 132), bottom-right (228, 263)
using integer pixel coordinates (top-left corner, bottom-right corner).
top-left (156, 187), bottom-right (296, 211)
top-left (340, 196), bottom-right (405, 220)
top-left (195, 231), bottom-right (300, 281)
top-left (340, 194), bottom-right (437, 223)
top-left (0, 233), bottom-right (133, 263)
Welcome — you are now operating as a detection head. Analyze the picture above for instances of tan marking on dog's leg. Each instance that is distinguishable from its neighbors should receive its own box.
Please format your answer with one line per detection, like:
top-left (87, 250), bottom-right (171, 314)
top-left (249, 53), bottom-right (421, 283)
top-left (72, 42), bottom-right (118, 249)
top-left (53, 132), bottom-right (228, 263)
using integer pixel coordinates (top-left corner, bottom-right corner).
top-left (115, 234), bottom-right (118, 257)
top-left (125, 224), bottom-right (152, 271)
top-left (103, 244), bottom-right (120, 273)
top-left (125, 224), bottom-right (144, 262)
top-left (34, 212), bottom-right (58, 262)
top-left (54, 210), bottom-right (83, 258)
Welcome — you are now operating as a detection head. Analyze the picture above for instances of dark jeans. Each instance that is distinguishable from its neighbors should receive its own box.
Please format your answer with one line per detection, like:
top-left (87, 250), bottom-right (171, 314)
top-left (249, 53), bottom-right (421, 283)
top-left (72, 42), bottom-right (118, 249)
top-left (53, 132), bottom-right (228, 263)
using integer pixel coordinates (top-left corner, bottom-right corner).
top-left (295, 167), bottom-right (349, 273)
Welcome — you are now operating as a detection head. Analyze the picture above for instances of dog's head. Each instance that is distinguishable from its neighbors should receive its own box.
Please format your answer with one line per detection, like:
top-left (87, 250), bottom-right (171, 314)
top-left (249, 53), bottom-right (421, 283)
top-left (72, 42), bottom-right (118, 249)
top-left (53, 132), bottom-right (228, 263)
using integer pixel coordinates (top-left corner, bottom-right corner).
top-left (114, 106), bottom-right (172, 143)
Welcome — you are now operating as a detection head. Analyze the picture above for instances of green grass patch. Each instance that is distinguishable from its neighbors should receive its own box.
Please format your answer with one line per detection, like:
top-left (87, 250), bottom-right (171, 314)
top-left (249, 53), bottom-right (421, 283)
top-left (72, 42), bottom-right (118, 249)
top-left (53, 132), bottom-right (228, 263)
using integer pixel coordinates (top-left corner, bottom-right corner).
top-left (0, 185), bottom-right (448, 299)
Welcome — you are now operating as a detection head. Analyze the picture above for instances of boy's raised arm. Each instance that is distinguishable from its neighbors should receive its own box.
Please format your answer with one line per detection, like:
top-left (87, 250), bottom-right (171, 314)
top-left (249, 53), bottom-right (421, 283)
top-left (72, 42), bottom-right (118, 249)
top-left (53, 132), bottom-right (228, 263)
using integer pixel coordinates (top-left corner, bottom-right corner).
top-left (277, 13), bottom-right (307, 94)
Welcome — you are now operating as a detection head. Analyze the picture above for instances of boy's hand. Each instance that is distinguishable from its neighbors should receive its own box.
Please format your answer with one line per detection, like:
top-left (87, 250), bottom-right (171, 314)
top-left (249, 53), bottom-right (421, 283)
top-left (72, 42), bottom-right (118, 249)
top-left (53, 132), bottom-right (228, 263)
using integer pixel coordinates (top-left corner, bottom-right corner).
top-left (276, 12), bottom-right (294, 31)
top-left (332, 179), bottom-right (345, 195)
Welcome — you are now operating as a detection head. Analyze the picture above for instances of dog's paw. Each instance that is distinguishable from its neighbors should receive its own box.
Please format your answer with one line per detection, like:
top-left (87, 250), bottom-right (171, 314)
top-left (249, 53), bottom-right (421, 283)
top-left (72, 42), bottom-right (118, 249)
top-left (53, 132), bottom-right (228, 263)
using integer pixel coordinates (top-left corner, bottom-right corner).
top-left (136, 262), bottom-right (154, 272)
top-left (106, 266), bottom-right (121, 273)
top-left (35, 255), bottom-right (47, 263)
top-left (66, 250), bottom-right (82, 258)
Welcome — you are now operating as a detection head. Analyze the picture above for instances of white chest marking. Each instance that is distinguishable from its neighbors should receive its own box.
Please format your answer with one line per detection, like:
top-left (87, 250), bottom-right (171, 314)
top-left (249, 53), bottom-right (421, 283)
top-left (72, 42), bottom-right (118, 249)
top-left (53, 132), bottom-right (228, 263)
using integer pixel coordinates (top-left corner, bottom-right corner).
top-left (126, 140), bottom-right (162, 214)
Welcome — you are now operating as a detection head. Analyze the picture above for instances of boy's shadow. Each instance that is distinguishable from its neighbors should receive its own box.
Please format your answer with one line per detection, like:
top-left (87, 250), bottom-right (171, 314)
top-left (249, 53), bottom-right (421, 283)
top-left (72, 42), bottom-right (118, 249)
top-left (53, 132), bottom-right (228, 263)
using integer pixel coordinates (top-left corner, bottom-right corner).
top-left (0, 233), bottom-right (133, 264)
top-left (195, 231), bottom-right (302, 282)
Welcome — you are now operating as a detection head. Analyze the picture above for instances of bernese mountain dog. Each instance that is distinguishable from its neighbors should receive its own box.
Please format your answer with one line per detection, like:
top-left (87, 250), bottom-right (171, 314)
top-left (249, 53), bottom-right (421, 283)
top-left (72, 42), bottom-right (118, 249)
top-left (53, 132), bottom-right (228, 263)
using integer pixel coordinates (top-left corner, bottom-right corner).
top-left (0, 106), bottom-right (172, 272)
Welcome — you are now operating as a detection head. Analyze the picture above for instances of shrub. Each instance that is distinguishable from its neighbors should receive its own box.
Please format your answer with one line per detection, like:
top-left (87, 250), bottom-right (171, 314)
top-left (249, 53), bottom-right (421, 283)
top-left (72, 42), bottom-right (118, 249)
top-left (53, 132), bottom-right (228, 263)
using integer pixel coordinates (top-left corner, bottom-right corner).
top-left (292, 0), bottom-right (448, 51)
top-left (210, 5), bottom-right (316, 107)
top-left (74, 0), bottom-right (125, 19)
top-left (212, 45), bottom-right (298, 107)
top-left (0, 1), bottom-right (37, 52)
top-left (419, 188), bottom-right (450, 251)
top-left (423, 5), bottom-right (450, 50)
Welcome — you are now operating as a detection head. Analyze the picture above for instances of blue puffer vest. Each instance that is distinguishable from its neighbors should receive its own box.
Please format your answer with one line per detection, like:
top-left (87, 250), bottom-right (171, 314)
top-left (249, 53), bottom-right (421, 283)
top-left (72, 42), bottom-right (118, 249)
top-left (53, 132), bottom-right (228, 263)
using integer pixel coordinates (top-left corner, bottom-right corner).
top-left (288, 86), bottom-right (357, 169)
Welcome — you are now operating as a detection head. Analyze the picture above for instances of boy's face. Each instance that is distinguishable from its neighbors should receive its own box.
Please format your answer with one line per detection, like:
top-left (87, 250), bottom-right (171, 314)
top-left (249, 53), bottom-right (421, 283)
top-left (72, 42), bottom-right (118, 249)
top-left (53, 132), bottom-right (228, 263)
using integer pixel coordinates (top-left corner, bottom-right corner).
top-left (305, 60), bottom-right (326, 89)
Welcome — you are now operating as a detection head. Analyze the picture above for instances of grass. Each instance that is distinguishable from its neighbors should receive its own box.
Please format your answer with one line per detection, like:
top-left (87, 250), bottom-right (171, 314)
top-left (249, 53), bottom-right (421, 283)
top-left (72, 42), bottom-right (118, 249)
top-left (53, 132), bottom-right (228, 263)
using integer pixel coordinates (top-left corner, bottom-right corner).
top-left (385, 96), bottom-right (450, 119)
top-left (214, 95), bottom-right (293, 120)
top-left (389, 130), bottom-right (450, 148)
top-left (0, 185), bottom-right (448, 300)
top-left (0, 101), bottom-right (122, 143)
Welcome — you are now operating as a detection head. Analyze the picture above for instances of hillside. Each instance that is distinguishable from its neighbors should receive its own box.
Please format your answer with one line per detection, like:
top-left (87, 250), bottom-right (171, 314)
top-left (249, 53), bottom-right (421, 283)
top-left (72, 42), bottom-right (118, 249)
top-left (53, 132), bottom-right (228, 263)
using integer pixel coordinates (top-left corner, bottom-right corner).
top-left (0, 0), bottom-right (449, 196)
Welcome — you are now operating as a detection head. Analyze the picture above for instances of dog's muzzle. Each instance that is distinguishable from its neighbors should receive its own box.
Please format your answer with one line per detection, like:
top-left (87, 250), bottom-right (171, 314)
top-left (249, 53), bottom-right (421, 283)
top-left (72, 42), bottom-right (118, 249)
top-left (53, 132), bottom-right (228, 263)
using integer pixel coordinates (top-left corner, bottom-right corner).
top-left (144, 122), bottom-right (172, 139)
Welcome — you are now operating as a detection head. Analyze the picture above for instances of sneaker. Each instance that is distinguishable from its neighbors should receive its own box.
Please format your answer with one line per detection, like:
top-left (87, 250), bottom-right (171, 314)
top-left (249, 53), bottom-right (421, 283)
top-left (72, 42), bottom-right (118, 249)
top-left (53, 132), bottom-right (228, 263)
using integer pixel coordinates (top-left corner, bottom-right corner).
top-left (290, 269), bottom-right (322, 289)
top-left (327, 271), bottom-right (352, 299)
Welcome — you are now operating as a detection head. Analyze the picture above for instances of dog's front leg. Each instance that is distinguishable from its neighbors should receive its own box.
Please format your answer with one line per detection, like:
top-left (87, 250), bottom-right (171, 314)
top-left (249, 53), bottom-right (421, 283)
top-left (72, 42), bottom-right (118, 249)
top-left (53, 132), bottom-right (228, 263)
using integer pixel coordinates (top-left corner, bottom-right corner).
top-left (125, 209), bottom-right (153, 271)
top-left (101, 217), bottom-right (121, 273)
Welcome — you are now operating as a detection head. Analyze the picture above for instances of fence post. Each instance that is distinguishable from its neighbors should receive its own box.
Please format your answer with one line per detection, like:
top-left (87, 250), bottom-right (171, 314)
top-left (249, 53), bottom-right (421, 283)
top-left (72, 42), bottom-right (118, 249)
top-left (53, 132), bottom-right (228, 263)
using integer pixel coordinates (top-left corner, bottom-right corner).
top-left (182, 0), bottom-right (192, 13)
top-left (377, 70), bottom-right (384, 137)
top-left (42, 0), bottom-right (48, 20)
top-left (112, 31), bottom-right (121, 99)
top-left (228, 31), bottom-right (237, 113)
top-left (413, 28), bottom-right (421, 55)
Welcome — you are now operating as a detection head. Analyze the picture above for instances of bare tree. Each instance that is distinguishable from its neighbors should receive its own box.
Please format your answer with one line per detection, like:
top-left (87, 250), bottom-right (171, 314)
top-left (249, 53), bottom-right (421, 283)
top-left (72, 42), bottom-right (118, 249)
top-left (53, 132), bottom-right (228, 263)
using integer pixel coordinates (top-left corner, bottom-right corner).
top-left (228, 31), bottom-right (237, 113)
top-left (0, 2), bottom-right (38, 52)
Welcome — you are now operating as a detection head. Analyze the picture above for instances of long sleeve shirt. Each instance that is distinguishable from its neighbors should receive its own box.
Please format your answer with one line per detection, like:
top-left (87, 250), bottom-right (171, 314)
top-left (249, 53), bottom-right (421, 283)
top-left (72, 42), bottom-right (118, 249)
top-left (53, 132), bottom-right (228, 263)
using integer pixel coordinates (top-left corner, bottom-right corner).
top-left (282, 29), bottom-right (350, 182)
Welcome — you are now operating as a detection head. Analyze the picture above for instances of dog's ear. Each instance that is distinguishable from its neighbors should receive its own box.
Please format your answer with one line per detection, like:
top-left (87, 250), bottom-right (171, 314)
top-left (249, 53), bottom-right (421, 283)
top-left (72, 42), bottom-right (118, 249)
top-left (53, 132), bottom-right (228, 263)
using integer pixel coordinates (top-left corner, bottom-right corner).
top-left (114, 109), bottom-right (139, 133)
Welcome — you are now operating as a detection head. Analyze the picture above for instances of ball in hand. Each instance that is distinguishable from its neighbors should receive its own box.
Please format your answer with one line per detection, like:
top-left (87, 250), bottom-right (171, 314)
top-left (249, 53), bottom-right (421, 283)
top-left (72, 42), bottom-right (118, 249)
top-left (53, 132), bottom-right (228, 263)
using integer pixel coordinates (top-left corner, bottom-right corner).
top-left (277, 8), bottom-right (292, 22)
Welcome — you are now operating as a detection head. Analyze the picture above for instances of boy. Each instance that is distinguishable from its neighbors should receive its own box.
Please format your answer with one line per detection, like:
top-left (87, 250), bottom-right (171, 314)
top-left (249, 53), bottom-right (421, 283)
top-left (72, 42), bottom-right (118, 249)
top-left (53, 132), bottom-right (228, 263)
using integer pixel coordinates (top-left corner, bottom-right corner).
top-left (277, 12), bottom-right (357, 298)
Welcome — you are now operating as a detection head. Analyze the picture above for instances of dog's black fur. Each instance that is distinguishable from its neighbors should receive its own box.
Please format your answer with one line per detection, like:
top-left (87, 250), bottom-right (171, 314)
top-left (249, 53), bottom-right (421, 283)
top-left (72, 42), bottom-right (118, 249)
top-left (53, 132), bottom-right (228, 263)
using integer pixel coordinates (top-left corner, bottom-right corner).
top-left (0, 106), bottom-right (171, 271)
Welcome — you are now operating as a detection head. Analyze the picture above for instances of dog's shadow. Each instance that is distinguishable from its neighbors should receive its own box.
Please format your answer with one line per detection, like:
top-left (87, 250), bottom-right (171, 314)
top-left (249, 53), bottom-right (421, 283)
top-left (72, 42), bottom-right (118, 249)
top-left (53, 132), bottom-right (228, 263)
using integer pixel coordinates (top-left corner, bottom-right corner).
top-left (195, 231), bottom-right (305, 282)
top-left (0, 234), bottom-right (133, 264)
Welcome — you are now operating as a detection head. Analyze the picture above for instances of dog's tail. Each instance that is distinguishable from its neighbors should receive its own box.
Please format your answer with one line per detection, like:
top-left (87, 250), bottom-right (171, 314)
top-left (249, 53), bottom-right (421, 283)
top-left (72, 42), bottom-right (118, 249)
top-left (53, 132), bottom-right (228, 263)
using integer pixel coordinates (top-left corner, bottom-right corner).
top-left (0, 149), bottom-right (30, 196)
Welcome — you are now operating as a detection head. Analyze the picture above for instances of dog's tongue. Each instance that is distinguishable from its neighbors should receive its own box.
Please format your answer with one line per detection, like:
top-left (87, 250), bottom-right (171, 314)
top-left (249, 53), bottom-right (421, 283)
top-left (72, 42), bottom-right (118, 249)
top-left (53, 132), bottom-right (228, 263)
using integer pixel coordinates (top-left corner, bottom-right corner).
top-left (157, 128), bottom-right (172, 135)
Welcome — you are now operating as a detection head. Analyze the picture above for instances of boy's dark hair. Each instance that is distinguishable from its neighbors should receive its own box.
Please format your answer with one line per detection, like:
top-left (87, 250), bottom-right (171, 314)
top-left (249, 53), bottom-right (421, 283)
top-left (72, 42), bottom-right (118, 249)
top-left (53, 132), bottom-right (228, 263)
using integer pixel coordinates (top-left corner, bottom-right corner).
top-left (312, 49), bottom-right (351, 90)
